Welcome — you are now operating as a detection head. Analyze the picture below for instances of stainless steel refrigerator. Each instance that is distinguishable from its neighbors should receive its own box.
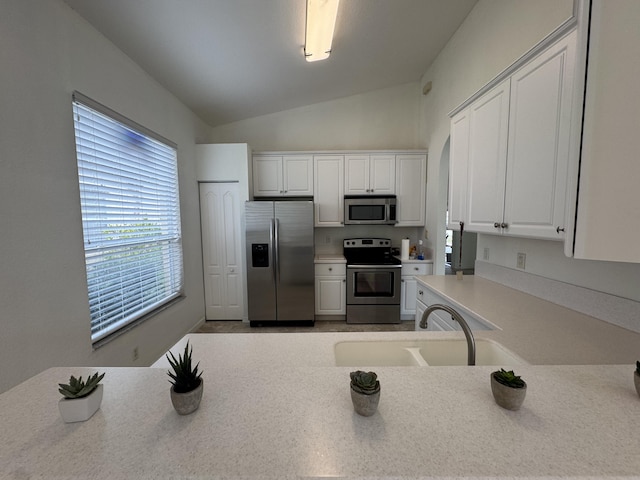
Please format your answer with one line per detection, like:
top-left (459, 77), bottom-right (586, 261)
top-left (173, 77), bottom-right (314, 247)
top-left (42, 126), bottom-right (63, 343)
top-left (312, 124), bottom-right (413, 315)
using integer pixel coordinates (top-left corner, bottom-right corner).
top-left (245, 200), bottom-right (314, 325)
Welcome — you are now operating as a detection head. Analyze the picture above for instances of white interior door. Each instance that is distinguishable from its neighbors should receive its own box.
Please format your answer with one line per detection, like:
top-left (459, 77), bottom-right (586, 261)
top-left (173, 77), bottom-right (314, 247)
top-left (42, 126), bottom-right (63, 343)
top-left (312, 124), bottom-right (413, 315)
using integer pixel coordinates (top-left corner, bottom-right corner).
top-left (200, 182), bottom-right (244, 320)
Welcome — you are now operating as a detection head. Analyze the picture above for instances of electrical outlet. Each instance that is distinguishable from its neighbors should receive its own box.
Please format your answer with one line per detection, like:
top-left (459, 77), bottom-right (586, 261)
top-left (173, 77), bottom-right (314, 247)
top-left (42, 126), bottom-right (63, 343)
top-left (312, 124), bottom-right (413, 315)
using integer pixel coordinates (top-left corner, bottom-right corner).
top-left (324, 235), bottom-right (331, 244)
top-left (516, 252), bottom-right (526, 270)
top-left (132, 347), bottom-right (139, 362)
top-left (483, 248), bottom-right (490, 260)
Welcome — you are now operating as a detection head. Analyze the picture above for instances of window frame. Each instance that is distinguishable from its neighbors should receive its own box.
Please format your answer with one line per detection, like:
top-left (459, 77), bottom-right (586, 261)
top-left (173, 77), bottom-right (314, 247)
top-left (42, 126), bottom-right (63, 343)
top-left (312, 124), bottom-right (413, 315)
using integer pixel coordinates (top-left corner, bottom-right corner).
top-left (71, 92), bottom-right (184, 344)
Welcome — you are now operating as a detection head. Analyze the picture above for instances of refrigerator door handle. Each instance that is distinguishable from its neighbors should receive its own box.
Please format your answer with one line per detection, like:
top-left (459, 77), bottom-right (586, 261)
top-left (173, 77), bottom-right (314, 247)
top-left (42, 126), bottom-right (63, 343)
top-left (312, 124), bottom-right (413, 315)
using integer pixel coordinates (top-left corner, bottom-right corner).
top-left (273, 218), bottom-right (280, 283)
top-left (270, 218), bottom-right (277, 285)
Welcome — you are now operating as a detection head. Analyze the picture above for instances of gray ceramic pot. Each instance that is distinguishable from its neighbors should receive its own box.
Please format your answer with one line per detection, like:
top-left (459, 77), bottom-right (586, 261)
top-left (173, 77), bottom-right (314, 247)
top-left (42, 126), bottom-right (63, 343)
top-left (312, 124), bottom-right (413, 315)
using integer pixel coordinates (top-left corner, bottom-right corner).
top-left (170, 379), bottom-right (203, 415)
top-left (490, 373), bottom-right (526, 411)
top-left (350, 386), bottom-right (380, 416)
top-left (634, 371), bottom-right (640, 398)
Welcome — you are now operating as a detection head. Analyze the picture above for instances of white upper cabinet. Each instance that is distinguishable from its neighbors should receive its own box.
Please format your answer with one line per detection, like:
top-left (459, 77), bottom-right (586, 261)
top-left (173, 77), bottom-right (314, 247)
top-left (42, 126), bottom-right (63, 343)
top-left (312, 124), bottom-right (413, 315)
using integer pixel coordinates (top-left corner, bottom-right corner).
top-left (253, 154), bottom-right (313, 197)
top-left (345, 154), bottom-right (395, 195)
top-left (395, 154), bottom-right (427, 226)
top-left (447, 110), bottom-right (470, 231)
top-left (571, 0), bottom-right (640, 262)
top-left (504, 32), bottom-right (576, 239)
top-left (450, 30), bottom-right (577, 241)
top-left (314, 155), bottom-right (344, 227)
top-left (465, 79), bottom-right (511, 234)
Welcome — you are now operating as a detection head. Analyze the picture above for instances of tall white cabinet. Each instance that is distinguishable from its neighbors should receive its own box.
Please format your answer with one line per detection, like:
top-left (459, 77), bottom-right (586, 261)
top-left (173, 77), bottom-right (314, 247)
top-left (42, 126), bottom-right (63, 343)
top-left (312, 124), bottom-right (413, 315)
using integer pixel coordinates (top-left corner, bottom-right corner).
top-left (395, 154), bottom-right (427, 226)
top-left (449, 30), bottom-right (577, 241)
top-left (314, 155), bottom-right (344, 227)
top-left (199, 182), bottom-right (244, 320)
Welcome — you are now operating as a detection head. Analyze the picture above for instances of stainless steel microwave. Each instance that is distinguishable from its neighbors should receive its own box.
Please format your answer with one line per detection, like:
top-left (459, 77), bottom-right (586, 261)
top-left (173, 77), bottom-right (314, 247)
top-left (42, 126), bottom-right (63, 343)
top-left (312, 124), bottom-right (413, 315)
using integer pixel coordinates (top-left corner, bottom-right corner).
top-left (344, 195), bottom-right (397, 225)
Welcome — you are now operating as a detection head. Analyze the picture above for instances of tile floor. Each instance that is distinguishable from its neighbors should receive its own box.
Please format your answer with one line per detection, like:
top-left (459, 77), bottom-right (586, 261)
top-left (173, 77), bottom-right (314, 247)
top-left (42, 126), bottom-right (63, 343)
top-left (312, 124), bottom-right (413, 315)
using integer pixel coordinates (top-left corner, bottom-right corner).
top-left (195, 320), bottom-right (416, 334)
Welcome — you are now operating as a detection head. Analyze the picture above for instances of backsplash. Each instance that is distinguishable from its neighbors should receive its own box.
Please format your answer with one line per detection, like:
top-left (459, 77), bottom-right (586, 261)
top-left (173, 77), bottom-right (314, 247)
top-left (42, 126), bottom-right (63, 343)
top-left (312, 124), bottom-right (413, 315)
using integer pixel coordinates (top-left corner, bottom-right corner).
top-left (313, 226), bottom-right (425, 256)
top-left (476, 261), bottom-right (640, 334)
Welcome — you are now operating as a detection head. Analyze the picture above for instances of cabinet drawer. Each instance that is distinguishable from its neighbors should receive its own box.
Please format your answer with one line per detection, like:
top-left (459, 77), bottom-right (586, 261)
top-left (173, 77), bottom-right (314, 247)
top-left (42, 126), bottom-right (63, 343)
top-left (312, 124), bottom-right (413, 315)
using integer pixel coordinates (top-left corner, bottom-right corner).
top-left (315, 264), bottom-right (346, 276)
top-left (401, 263), bottom-right (430, 276)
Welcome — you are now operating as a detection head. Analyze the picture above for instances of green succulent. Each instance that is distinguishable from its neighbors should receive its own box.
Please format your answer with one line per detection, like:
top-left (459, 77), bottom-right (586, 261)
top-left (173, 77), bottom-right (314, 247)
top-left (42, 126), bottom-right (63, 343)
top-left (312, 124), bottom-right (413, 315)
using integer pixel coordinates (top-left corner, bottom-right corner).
top-left (166, 341), bottom-right (202, 394)
top-left (58, 372), bottom-right (105, 399)
top-left (492, 368), bottom-right (526, 389)
top-left (350, 370), bottom-right (380, 395)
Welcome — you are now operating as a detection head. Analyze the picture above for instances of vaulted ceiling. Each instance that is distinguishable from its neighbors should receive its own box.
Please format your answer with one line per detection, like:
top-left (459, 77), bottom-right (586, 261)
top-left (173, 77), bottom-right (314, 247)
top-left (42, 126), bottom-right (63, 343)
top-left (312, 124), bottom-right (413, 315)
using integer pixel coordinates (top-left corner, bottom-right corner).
top-left (63, 0), bottom-right (478, 127)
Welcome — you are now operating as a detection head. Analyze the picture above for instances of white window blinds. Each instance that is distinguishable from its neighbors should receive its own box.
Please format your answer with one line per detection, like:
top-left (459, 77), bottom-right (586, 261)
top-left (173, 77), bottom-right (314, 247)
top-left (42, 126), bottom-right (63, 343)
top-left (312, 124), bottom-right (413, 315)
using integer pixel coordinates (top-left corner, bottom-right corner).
top-left (72, 92), bottom-right (183, 343)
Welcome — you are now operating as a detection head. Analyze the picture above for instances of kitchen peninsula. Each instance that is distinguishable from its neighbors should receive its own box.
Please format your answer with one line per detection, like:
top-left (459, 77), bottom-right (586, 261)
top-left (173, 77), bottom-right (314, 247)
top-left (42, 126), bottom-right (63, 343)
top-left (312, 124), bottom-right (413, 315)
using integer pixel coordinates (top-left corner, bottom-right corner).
top-left (2, 278), bottom-right (640, 480)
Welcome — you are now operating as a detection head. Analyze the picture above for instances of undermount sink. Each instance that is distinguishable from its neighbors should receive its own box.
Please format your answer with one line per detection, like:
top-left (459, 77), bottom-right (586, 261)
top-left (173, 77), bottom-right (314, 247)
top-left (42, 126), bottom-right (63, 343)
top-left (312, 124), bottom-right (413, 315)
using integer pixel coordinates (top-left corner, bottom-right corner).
top-left (334, 338), bottom-right (527, 367)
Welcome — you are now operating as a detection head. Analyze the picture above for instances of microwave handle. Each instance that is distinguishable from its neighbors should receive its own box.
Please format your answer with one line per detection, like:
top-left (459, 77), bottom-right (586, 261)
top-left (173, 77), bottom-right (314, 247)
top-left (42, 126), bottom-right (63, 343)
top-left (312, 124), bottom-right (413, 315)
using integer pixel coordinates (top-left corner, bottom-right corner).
top-left (387, 203), bottom-right (397, 222)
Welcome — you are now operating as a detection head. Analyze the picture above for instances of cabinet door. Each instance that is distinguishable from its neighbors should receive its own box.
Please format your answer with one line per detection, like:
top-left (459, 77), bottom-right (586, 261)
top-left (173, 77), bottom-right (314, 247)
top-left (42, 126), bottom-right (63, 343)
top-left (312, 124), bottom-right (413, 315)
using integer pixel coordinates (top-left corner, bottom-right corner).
top-left (314, 155), bottom-right (344, 227)
top-left (448, 110), bottom-right (470, 230)
top-left (315, 276), bottom-right (346, 314)
top-left (503, 32), bottom-right (576, 240)
top-left (466, 79), bottom-right (510, 234)
top-left (573, 0), bottom-right (640, 262)
top-left (200, 182), bottom-right (244, 320)
top-left (253, 156), bottom-right (282, 196)
top-left (395, 154), bottom-right (426, 226)
top-left (344, 155), bottom-right (370, 194)
top-left (283, 155), bottom-right (313, 196)
top-left (369, 155), bottom-right (396, 194)
top-left (401, 276), bottom-right (418, 316)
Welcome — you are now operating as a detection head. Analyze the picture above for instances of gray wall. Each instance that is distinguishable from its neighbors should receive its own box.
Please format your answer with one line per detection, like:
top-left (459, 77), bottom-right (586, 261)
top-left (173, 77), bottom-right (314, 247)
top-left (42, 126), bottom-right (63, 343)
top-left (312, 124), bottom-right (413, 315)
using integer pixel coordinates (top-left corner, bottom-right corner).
top-left (0, 0), bottom-right (209, 393)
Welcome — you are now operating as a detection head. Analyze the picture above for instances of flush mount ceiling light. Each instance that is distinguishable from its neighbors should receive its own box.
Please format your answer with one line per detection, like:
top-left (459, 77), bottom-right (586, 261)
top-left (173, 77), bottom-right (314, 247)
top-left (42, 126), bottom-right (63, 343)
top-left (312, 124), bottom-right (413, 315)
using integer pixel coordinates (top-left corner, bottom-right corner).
top-left (304, 0), bottom-right (340, 62)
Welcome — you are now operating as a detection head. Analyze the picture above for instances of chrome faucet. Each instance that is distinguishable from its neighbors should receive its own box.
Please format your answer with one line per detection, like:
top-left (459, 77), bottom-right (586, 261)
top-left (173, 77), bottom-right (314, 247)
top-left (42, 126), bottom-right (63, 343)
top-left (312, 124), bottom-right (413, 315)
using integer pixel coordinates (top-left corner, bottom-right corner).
top-left (420, 304), bottom-right (476, 366)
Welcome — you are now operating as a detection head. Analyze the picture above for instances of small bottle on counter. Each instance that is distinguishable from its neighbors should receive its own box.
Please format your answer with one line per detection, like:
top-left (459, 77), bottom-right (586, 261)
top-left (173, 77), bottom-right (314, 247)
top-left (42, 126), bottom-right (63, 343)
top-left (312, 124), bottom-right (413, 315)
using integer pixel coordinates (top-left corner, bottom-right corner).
top-left (417, 240), bottom-right (425, 260)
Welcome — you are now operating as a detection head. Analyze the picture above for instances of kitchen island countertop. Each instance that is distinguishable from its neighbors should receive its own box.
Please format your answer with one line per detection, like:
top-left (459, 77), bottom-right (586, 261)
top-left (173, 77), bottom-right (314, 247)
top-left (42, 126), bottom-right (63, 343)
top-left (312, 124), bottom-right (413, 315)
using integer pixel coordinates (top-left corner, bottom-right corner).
top-left (2, 275), bottom-right (640, 479)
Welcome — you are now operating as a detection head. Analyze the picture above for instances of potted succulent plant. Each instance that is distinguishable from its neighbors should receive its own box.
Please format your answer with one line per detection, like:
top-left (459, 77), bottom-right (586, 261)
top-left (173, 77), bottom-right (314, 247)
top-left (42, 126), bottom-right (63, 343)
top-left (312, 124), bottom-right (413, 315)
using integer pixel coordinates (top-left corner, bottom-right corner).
top-left (634, 361), bottom-right (640, 398)
top-left (350, 370), bottom-right (380, 416)
top-left (166, 341), bottom-right (203, 415)
top-left (58, 371), bottom-right (105, 423)
top-left (491, 368), bottom-right (527, 411)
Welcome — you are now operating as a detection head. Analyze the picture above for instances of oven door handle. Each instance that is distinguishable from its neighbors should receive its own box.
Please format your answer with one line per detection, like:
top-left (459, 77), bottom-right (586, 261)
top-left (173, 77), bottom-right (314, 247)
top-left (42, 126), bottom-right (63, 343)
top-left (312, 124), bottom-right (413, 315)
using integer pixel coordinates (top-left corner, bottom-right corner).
top-left (346, 264), bottom-right (402, 269)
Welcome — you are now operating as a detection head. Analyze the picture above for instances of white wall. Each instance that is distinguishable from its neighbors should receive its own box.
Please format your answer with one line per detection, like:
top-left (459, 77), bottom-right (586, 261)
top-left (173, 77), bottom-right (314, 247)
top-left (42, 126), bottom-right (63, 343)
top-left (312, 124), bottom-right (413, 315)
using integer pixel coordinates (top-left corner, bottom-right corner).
top-left (0, 0), bottom-right (209, 393)
top-left (208, 83), bottom-right (425, 151)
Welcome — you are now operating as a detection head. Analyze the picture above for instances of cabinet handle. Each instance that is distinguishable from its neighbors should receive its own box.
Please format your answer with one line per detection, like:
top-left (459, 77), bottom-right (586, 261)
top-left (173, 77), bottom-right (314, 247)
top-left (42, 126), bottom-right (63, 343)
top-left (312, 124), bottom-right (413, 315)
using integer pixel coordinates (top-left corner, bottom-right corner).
top-left (501, 222), bottom-right (508, 229)
top-left (401, 279), bottom-right (405, 283)
top-left (328, 267), bottom-right (332, 271)
top-left (556, 226), bottom-right (565, 234)
top-left (343, 279), bottom-right (346, 283)
top-left (418, 290), bottom-right (423, 295)
top-left (414, 267), bottom-right (419, 271)
top-left (494, 222), bottom-right (500, 228)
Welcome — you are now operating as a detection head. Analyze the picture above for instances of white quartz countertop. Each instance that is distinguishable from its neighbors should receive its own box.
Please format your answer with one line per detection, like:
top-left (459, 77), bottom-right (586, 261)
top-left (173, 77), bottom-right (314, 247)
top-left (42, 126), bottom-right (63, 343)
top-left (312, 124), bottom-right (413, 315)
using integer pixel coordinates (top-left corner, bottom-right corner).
top-left (314, 253), bottom-right (346, 263)
top-left (3, 275), bottom-right (640, 479)
top-left (2, 360), bottom-right (639, 479)
top-left (414, 275), bottom-right (640, 365)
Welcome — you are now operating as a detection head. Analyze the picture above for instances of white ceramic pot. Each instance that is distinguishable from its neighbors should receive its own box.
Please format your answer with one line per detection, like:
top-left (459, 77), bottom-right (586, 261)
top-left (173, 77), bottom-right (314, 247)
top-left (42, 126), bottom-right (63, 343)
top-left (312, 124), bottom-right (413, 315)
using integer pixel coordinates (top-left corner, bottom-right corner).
top-left (350, 386), bottom-right (380, 417)
top-left (170, 379), bottom-right (204, 415)
top-left (490, 373), bottom-right (527, 411)
top-left (58, 384), bottom-right (104, 423)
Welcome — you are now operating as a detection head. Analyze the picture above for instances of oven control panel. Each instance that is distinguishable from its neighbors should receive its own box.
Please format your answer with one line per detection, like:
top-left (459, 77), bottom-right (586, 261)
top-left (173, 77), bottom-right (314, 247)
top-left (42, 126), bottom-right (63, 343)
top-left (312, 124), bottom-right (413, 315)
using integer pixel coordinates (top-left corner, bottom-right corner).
top-left (344, 238), bottom-right (391, 248)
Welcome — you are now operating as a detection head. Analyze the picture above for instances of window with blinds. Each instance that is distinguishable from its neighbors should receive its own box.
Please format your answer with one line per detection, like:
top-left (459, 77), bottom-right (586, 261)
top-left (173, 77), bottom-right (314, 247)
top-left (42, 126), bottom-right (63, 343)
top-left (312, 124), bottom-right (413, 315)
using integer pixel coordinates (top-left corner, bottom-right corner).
top-left (72, 92), bottom-right (184, 343)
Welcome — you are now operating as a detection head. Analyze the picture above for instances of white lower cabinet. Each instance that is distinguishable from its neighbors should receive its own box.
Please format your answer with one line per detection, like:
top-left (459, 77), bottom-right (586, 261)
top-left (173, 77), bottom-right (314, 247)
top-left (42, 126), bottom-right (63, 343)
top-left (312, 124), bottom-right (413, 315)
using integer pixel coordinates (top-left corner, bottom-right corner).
top-left (314, 263), bottom-right (346, 316)
top-left (414, 284), bottom-right (493, 331)
top-left (400, 262), bottom-right (432, 319)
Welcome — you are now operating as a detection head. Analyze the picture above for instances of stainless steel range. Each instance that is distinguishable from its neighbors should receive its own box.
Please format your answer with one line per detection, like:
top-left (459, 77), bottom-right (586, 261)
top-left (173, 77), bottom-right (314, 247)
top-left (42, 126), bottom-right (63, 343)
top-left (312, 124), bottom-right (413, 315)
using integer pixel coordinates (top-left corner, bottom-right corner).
top-left (343, 238), bottom-right (402, 324)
